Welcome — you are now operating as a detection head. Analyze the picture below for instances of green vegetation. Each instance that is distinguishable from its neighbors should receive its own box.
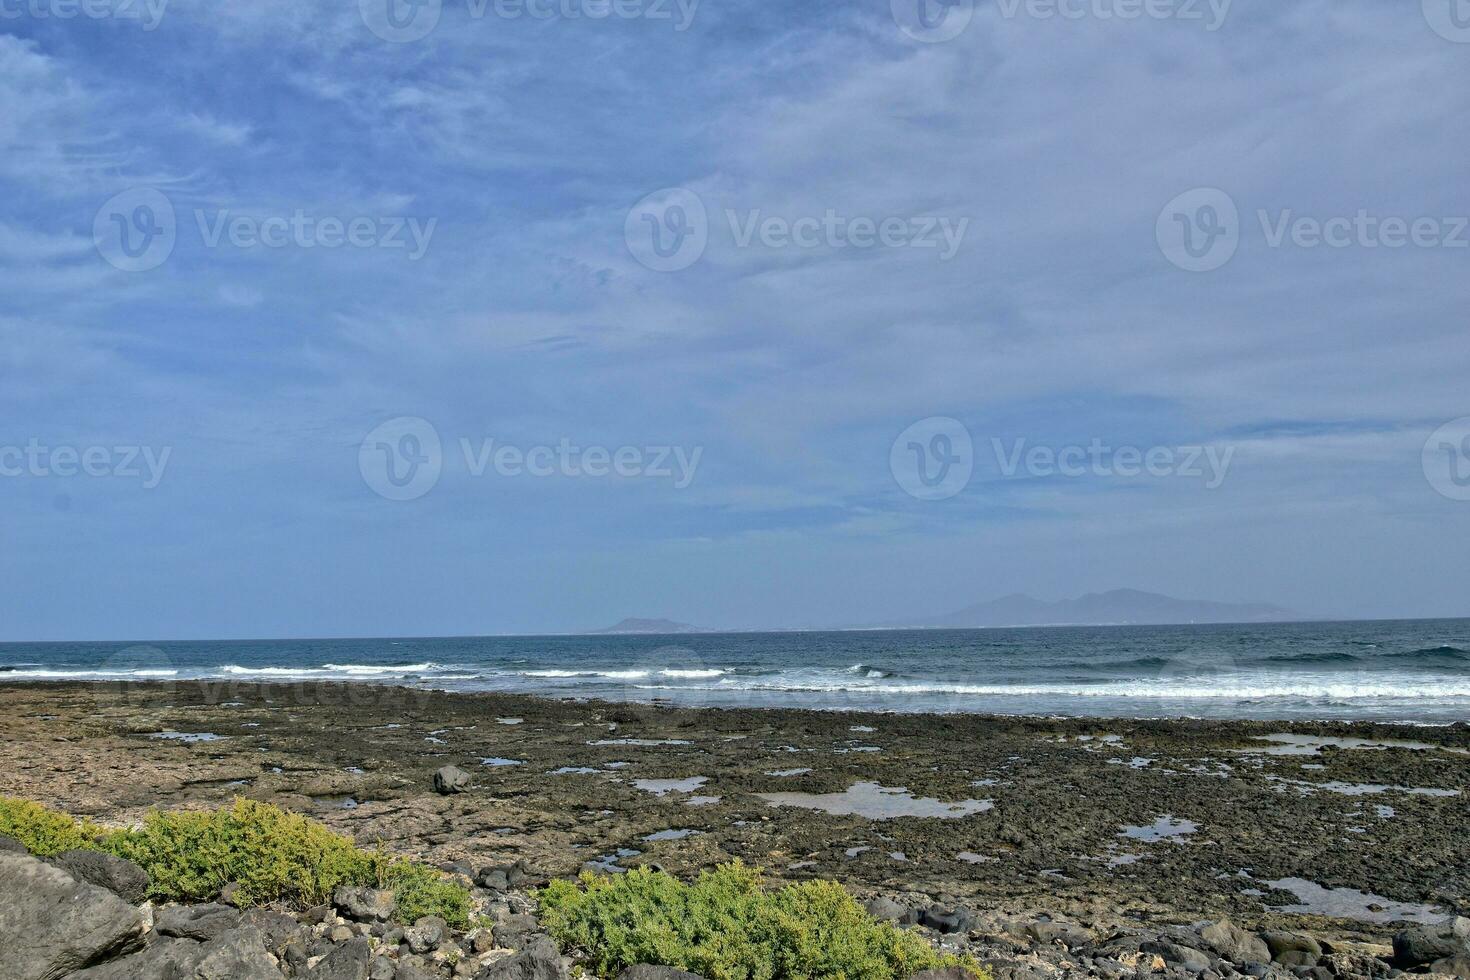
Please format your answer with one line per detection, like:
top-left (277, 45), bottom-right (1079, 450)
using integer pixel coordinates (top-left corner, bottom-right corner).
top-left (384, 859), bottom-right (473, 928)
top-left (538, 861), bottom-right (983, 980)
top-left (0, 796), bottom-right (469, 926)
top-left (0, 796), bottom-right (110, 855)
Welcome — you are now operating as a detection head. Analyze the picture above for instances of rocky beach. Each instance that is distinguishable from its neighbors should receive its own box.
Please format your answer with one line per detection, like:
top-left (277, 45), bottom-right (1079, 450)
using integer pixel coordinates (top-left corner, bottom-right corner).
top-left (1, 679), bottom-right (1468, 980)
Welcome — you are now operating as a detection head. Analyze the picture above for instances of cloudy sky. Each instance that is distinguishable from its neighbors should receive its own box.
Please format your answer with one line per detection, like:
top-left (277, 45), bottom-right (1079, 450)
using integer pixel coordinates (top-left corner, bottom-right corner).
top-left (2, 0), bottom-right (1468, 640)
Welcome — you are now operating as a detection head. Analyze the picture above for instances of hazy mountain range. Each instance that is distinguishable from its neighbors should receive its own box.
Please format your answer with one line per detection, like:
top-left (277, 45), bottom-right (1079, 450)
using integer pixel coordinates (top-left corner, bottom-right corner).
top-left (587, 618), bottom-right (711, 635)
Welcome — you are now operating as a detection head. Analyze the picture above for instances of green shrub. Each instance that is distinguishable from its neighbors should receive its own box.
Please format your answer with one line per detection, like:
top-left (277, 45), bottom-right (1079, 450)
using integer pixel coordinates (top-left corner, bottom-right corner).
top-left (0, 796), bottom-right (111, 855)
top-left (106, 798), bottom-right (383, 908)
top-left (387, 860), bottom-right (473, 929)
top-left (537, 861), bottom-right (984, 980)
top-left (0, 796), bottom-right (469, 926)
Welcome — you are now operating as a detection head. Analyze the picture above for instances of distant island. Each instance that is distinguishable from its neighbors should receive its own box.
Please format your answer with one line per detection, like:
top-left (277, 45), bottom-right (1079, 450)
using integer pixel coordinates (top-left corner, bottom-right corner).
top-left (879, 588), bottom-right (1299, 629)
top-left (587, 618), bottom-right (710, 635)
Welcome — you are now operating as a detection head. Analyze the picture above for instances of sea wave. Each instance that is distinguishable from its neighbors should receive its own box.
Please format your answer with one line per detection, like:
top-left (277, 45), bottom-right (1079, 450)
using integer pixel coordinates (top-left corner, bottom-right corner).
top-left (1386, 645), bottom-right (1470, 663)
top-left (221, 663), bottom-right (443, 677)
top-left (0, 668), bottom-right (179, 679)
top-left (635, 675), bottom-right (1470, 701)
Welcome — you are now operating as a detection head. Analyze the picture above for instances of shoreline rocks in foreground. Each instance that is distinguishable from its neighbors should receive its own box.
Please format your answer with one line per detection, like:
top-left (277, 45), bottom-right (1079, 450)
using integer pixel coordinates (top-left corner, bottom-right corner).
top-left (0, 680), bottom-right (1467, 979)
top-left (3, 829), bottom-right (1469, 980)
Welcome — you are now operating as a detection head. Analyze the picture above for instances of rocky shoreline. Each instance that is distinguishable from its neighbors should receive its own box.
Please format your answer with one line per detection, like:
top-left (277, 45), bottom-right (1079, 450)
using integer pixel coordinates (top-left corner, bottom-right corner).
top-left (1, 680), bottom-right (1468, 979)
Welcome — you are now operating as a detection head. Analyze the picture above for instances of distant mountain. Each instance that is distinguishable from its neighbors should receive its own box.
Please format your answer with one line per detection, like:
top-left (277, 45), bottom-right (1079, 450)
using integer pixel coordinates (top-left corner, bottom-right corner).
top-left (888, 589), bottom-right (1299, 629)
top-left (588, 618), bottom-right (709, 635)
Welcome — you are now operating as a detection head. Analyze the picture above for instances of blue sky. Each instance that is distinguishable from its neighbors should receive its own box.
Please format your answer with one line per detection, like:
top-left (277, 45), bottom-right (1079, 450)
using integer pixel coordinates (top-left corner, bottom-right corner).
top-left (2, 0), bottom-right (1468, 639)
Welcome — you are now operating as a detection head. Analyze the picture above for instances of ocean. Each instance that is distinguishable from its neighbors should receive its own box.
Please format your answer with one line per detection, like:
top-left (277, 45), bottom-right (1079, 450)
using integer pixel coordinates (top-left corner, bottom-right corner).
top-left (2, 619), bottom-right (1468, 723)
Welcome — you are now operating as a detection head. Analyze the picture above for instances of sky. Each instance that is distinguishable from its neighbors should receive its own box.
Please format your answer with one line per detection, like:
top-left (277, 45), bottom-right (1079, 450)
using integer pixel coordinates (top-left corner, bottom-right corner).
top-left (2, 0), bottom-right (1468, 640)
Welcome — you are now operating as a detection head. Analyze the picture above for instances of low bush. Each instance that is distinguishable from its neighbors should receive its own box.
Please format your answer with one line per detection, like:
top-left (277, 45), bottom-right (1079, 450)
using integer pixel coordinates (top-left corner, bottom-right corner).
top-left (0, 796), bottom-right (110, 855)
top-left (386, 859), bottom-right (474, 928)
top-left (537, 860), bottom-right (983, 980)
top-left (105, 798), bottom-right (383, 908)
top-left (0, 795), bottom-right (469, 926)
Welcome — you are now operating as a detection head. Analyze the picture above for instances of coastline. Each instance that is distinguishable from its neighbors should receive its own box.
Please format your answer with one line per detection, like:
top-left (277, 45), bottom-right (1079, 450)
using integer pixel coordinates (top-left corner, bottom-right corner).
top-left (2, 680), bottom-right (1466, 950)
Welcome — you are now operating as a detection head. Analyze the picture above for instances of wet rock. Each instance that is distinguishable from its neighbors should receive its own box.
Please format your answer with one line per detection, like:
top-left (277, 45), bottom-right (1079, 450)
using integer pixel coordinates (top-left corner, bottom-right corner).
top-left (336, 885), bottom-right (398, 923)
top-left (434, 766), bottom-right (472, 794)
top-left (156, 903), bottom-right (243, 942)
top-left (1394, 920), bottom-right (1470, 968)
top-left (616, 966), bottom-right (708, 980)
top-left (1198, 919), bottom-right (1271, 966)
top-left (48, 850), bottom-right (151, 905)
top-left (0, 851), bottom-right (146, 979)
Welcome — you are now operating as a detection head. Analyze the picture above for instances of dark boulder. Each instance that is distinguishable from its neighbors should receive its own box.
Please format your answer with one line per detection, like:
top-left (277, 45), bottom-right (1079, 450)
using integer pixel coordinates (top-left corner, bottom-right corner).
top-left (52, 850), bottom-right (151, 905)
top-left (1430, 953), bottom-right (1470, 978)
top-left (910, 969), bottom-right (978, 980)
top-left (242, 908), bottom-right (307, 956)
top-left (404, 916), bottom-right (448, 954)
top-left (1394, 920), bottom-right (1470, 968)
top-left (434, 766), bottom-right (472, 794)
top-left (309, 935), bottom-right (373, 980)
top-left (920, 904), bottom-right (977, 935)
top-left (475, 936), bottom-right (567, 980)
top-left (1022, 920), bottom-right (1093, 948)
top-left (67, 925), bottom-right (283, 980)
top-left (1141, 939), bottom-right (1214, 972)
top-left (492, 913), bottom-right (545, 950)
top-left (1264, 931), bottom-right (1322, 966)
top-left (0, 852), bottom-right (146, 980)
top-left (864, 897), bottom-right (909, 923)
top-left (616, 967), bottom-right (708, 980)
top-left (155, 902), bottom-right (243, 942)
top-left (1198, 919), bottom-right (1271, 966)
top-left (335, 885), bottom-right (397, 923)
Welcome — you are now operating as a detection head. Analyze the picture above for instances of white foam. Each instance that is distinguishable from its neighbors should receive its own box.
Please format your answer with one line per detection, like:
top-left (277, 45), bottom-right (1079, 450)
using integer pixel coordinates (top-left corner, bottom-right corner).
top-left (220, 663), bottom-right (441, 678)
top-left (1, 668), bottom-right (179, 679)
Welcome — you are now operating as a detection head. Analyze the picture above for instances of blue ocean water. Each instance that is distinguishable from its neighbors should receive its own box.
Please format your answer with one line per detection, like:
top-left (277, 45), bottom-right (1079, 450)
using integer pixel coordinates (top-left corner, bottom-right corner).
top-left (2, 620), bottom-right (1469, 723)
